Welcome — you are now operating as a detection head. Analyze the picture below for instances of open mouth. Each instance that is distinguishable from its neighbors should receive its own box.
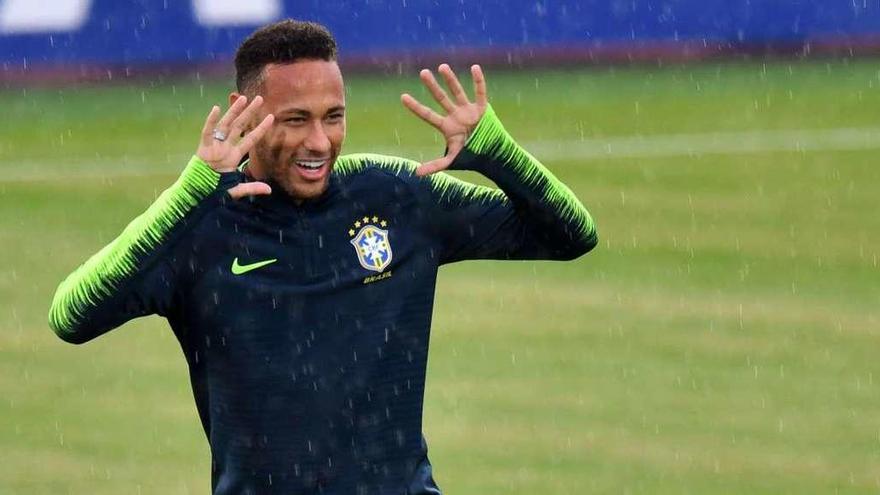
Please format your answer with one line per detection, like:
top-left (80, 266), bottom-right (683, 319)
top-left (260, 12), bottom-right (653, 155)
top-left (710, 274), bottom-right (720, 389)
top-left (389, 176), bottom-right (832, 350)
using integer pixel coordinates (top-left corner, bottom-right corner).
top-left (293, 158), bottom-right (330, 180)
top-left (296, 159), bottom-right (326, 170)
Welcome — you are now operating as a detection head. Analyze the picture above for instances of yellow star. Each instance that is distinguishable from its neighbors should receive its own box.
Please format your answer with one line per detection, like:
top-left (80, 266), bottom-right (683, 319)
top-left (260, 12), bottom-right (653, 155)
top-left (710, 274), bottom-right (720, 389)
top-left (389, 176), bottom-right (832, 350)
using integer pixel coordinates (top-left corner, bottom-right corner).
top-left (348, 229), bottom-right (355, 236)
top-left (354, 221), bottom-right (361, 228)
top-left (380, 220), bottom-right (387, 227)
top-left (362, 216), bottom-right (369, 223)
top-left (372, 216), bottom-right (379, 223)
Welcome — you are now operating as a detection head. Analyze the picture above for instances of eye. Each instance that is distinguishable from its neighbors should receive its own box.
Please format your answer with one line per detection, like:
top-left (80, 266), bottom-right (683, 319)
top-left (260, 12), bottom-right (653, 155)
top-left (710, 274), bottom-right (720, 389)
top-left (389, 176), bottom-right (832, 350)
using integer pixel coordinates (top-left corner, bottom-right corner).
top-left (326, 113), bottom-right (344, 122)
top-left (284, 116), bottom-right (307, 124)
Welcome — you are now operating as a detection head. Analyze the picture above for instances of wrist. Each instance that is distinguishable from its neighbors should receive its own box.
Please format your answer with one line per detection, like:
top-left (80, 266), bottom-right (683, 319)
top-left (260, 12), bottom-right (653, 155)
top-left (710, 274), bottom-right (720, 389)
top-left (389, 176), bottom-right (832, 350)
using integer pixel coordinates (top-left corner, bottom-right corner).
top-left (451, 104), bottom-right (516, 171)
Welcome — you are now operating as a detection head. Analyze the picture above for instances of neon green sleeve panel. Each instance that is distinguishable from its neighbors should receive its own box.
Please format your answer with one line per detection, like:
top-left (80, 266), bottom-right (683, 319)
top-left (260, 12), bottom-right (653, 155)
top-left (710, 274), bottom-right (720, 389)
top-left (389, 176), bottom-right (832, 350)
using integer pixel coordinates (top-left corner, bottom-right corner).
top-left (335, 153), bottom-right (505, 207)
top-left (458, 104), bottom-right (597, 245)
top-left (48, 156), bottom-right (221, 339)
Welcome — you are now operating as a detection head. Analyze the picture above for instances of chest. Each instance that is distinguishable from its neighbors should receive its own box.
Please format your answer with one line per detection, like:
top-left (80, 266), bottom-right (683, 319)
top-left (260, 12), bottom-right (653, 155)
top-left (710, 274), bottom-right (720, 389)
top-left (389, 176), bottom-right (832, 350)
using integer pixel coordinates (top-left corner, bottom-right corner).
top-left (172, 196), bottom-right (439, 383)
top-left (179, 194), bottom-right (436, 326)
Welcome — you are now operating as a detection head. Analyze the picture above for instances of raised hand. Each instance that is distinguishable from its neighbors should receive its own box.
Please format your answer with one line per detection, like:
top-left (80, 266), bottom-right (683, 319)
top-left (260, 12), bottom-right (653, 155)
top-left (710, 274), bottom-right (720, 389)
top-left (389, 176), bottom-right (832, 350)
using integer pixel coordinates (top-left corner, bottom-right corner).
top-left (401, 64), bottom-right (488, 176)
top-left (197, 95), bottom-right (275, 199)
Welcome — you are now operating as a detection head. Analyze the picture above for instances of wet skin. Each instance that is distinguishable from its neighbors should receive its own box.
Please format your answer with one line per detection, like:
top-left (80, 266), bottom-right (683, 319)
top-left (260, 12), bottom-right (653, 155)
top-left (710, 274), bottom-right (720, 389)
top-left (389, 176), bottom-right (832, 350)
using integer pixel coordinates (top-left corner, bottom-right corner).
top-left (231, 60), bottom-right (347, 201)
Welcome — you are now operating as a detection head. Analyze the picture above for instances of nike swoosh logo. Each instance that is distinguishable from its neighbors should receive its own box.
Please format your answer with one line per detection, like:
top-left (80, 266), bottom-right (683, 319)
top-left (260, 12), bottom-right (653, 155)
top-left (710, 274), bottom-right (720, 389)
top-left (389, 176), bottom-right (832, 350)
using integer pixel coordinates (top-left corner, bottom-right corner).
top-left (231, 257), bottom-right (277, 275)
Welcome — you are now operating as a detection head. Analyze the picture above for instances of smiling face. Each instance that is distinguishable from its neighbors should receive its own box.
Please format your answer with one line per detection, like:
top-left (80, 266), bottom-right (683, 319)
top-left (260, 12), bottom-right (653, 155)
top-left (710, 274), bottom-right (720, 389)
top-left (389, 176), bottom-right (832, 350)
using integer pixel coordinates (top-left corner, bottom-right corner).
top-left (238, 60), bottom-right (346, 201)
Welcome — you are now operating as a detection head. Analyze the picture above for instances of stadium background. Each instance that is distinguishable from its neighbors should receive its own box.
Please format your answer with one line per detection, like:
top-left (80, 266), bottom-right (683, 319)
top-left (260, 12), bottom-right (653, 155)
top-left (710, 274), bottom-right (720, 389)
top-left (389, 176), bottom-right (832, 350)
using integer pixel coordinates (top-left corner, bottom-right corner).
top-left (2, 1), bottom-right (879, 493)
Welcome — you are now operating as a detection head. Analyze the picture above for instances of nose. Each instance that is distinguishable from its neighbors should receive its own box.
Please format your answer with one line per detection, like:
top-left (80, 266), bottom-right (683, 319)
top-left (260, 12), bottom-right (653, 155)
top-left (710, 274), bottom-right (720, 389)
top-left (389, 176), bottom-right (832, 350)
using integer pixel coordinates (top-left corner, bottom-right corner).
top-left (304, 121), bottom-right (331, 155)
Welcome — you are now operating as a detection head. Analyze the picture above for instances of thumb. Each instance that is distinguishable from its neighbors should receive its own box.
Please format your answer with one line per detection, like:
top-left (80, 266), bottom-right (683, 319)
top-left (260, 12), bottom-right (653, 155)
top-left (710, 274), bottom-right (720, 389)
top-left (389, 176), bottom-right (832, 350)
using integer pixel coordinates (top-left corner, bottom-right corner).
top-left (415, 156), bottom-right (453, 177)
top-left (227, 182), bottom-right (272, 199)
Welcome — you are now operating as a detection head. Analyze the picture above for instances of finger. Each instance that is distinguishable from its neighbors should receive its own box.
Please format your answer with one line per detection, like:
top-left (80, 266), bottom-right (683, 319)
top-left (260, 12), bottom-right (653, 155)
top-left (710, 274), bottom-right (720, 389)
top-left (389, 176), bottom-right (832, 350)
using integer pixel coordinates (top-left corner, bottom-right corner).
top-left (229, 95), bottom-right (264, 139)
top-left (415, 155), bottom-right (453, 177)
top-left (400, 93), bottom-right (444, 129)
top-left (234, 113), bottom-right (275, 155)
top-left (200, 105), bottom-right (221, 146)
top-left (215, 95), bottom-right (248, 133)
top-left (439, 64), bottom-right (469, 105)
top-left (227, 181), bottom-right (272, 199)
top-left (471, 64), bottom-right (488, 108)
top-left (419, 69), bottom-right (455, 113)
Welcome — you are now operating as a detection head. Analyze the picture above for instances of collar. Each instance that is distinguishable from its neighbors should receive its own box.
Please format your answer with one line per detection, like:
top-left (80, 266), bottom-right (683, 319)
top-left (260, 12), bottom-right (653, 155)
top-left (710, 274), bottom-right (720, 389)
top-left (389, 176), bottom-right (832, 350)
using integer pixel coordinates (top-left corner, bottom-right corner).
top-left (238, 159), bottom-right (341, 212)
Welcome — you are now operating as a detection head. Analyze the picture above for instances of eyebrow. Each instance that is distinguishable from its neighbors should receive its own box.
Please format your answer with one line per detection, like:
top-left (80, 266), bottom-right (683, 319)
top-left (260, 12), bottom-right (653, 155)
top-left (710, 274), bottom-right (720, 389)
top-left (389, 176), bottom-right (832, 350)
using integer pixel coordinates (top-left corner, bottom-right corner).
top-left (277, 106), bottom-right (346, 116)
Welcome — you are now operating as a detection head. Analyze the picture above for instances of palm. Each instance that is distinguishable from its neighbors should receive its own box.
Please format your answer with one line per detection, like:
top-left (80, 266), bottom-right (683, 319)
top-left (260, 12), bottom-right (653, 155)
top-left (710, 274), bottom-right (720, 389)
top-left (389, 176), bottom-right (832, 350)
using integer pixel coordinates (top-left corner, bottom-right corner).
top-left (401, 64), bottom-right (488, 176)
top-left (437, 105), bottom-right (479, 148)
top-left (196, 95), bottom-right (274, 173)
top-left (195, 95), bottom-right (275, 199)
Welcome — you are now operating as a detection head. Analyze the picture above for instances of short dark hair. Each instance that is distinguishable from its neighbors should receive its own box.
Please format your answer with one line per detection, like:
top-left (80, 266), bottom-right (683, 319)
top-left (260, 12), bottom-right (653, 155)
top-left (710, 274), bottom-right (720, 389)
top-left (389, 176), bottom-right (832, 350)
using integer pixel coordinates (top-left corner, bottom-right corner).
top-left (234, 19), bottom-right (338, 95)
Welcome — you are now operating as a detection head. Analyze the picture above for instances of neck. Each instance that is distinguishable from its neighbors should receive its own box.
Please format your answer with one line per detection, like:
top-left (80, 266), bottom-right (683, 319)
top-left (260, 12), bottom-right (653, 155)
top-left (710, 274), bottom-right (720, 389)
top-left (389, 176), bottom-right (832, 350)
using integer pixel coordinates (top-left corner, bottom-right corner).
top-left (241, 162), bottom-right (308, 206)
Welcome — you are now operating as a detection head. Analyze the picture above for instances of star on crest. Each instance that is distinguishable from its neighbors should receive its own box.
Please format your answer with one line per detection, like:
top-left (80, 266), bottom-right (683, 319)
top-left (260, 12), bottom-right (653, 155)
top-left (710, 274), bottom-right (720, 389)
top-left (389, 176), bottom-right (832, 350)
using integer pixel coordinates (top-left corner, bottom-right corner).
top-left (348, 214), bottom-right (391, 237)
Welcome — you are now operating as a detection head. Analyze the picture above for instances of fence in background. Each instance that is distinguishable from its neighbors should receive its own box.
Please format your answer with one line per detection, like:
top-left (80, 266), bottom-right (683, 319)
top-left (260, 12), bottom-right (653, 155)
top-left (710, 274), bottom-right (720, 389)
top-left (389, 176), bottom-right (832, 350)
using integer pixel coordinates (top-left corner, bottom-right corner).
top-left (2, 0), bottom-right (880, 80)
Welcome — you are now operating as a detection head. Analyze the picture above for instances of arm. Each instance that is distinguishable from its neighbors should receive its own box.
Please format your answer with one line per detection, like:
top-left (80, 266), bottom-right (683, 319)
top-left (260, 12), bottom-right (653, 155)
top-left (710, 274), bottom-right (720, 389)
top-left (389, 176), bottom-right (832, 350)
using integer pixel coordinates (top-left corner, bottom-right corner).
top-left (400, 64), bottom-right (597, 263)
top-left (48, 96), bottom-right (275, 344)
top-left (48, 158), bottom-right (223, 343)
top-left (427, 104), bottom-right (596, 263)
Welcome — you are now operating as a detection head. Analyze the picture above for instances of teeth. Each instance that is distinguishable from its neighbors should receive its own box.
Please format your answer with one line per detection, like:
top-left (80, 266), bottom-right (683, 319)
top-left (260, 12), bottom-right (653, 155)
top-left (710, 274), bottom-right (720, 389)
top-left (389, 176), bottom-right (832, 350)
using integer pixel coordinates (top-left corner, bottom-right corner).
top-left (297, 160), bottom-right (325, 170)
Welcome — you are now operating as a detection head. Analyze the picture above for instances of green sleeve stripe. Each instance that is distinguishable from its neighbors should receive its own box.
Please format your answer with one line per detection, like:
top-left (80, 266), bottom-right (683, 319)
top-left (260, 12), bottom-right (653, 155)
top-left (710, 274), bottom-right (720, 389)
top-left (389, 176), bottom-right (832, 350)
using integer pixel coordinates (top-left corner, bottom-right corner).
top-left (334, 153), bottom-right (417, 176)
top-left (335, 153), bottom-right (505, 205)
top-left (48, 156), bottom-right (220, 336)
top-left (463, 104), bottom-right (597, 240)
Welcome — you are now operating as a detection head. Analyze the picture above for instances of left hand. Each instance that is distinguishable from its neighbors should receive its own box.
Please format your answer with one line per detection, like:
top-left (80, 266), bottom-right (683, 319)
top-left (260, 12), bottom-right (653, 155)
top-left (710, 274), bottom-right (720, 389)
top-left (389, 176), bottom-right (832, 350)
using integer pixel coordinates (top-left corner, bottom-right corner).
top-left (401, 64), bottom-right (488, 176)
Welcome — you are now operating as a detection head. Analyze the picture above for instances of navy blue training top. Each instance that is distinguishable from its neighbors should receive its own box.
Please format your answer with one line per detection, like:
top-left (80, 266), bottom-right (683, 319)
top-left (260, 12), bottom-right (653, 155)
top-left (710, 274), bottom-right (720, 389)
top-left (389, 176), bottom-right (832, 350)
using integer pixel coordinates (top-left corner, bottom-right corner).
top-left (49, 105), bottom-right (597, 494)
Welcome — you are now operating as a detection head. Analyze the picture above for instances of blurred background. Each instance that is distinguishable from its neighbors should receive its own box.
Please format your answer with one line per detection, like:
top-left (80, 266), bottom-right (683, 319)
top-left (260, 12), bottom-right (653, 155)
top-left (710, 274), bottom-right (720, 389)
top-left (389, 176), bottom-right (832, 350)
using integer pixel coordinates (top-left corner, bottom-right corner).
top-left (2, 1), bottom-right (879, 493)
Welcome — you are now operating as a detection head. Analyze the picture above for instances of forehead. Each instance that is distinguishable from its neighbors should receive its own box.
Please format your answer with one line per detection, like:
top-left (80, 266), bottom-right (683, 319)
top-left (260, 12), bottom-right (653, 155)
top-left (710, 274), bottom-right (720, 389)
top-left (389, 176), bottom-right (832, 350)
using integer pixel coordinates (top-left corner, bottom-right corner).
top-left (260, 60), bottom-right (344, 108)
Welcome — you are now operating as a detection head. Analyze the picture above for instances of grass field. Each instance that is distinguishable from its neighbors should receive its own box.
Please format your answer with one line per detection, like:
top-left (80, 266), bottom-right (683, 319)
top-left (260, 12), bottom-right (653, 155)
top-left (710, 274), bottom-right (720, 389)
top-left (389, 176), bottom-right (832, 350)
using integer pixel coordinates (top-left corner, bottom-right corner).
top-left (1, 59), bottom-right (879, 494)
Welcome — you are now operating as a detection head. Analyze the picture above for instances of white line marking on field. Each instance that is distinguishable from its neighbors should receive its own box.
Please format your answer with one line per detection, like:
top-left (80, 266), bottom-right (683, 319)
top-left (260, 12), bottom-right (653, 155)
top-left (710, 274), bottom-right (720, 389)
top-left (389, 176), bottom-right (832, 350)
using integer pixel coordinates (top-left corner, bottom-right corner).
top-left (522, 127), bottom-right (880, 161)
top-left (6, 126), bottom-right (880, 183)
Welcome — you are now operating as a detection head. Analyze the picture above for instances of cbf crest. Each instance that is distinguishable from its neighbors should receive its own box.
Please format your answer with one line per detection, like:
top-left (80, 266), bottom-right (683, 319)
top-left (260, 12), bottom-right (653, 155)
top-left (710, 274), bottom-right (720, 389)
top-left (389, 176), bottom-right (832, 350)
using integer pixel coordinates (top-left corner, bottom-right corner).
top-left (348, 215), bottom-right (392, 272)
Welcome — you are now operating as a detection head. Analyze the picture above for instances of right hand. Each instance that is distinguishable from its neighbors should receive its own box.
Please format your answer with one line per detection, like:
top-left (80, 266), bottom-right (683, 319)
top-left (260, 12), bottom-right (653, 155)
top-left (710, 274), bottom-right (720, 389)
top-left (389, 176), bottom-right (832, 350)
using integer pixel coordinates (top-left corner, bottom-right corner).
top-left (197, 95), bottom-right (275, 199)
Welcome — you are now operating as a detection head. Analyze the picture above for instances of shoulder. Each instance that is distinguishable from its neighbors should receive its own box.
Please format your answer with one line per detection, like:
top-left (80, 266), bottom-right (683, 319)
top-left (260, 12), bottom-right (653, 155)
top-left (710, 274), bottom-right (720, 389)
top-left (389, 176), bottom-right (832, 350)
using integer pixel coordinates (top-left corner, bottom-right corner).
top-left (333, 153), bottom-right (426, 202)
top-left (335, 153), bottom-right (420, 181)
top-left (334, 153), bottom-right (504, 204)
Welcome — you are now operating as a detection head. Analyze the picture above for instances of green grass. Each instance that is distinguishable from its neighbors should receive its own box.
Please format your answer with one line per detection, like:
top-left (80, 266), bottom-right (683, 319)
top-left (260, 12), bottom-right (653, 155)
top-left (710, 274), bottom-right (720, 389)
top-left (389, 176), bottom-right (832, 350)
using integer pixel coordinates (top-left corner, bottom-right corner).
top-left (2, 59), bottom-right (880, 494)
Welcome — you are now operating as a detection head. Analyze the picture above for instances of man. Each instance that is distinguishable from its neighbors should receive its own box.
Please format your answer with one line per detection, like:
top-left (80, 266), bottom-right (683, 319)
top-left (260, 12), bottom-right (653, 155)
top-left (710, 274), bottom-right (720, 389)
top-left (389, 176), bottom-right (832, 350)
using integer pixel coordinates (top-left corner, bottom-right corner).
top-left (49, 19), bottom-right (596, 495)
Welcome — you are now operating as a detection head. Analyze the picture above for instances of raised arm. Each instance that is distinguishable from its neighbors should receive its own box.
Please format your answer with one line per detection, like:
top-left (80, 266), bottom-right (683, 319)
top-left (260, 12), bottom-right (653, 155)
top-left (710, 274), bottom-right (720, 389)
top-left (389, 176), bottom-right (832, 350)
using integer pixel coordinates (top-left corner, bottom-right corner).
top-left (400, 64), bottom-right (597, 263)
top-left (48, 96), bottom-right (274, 343)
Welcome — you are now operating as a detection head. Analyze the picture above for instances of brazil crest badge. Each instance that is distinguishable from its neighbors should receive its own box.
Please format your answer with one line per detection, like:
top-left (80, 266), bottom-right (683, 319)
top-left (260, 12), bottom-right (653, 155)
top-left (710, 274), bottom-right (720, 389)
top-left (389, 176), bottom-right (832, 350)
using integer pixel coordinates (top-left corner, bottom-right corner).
top-left (349, 216), bottom-right (392, 272)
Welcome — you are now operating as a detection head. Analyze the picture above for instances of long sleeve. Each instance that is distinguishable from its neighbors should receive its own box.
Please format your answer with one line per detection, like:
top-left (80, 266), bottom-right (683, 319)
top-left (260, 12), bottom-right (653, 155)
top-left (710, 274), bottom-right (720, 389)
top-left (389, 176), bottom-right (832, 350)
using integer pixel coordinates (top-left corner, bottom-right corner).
top-left (48, 156), bottom-right (223, 344)
top-left (426, 104), bottom-right (597, 263)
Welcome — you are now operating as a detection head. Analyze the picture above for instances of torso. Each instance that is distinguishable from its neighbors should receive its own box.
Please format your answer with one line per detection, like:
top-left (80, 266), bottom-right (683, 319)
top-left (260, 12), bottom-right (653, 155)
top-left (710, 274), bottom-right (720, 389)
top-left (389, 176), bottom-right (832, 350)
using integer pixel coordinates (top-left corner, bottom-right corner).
top-left (166, 166), bottom-right (443, 494)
